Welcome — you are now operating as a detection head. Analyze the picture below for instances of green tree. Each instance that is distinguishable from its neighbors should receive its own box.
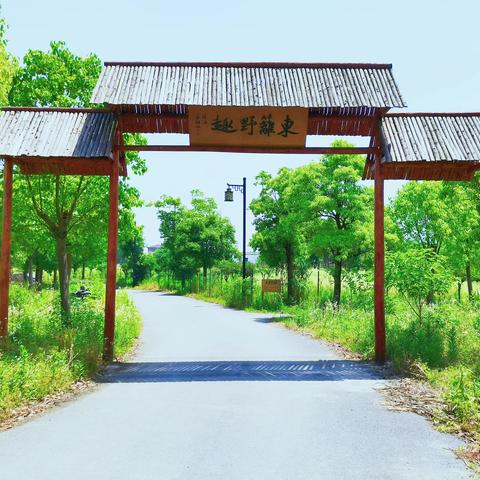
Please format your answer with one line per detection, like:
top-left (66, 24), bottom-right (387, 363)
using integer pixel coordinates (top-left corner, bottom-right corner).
top-left (386, 248), bottom-right (451, 321)
top-left (155, 191), bottom-right (238, 288)
top-left (250, 168), bottom-right (309, 304)
top-left (119, 222), bottom-right (147, 287)
top-left (154, 196), bottom-right (192, 284)
top-left (188, 190), bottom-right (237, 286)
top-left (387, 181), bottom-right (480, 302)
top-left (303, 141), bottom-right (373, 305)
top-left (0, 11), bottom-right (17, 106)
top-left (8, 41), bottom-right (145, 321)
top-left (441, 183), bottom-right (480, 299)
top-left (9, 41), bottom-right (99, 107)
top-left (389, 182), bottom-right (449, 254)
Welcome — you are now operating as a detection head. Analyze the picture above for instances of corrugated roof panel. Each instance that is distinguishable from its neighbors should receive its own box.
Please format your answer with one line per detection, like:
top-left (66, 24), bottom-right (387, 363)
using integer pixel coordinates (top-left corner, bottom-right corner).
top-left (381, 114), bottom-right (480, 163)
top-left (91, 62), bottom-right (406, 108)
top-left (0, 109), bottom-right (117, 159)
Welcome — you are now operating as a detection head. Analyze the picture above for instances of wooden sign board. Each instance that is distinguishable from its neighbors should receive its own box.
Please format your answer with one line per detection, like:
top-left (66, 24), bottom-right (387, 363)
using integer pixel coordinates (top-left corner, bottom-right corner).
top-left (262, 279), bottom-right (281, 293)
top-left (188, 106), bottom-right (308, 149)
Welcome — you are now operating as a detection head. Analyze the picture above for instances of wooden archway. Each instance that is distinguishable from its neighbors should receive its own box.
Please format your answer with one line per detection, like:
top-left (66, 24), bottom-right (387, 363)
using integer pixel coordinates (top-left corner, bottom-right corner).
top-left (1, 63), bottom-right (480, 363)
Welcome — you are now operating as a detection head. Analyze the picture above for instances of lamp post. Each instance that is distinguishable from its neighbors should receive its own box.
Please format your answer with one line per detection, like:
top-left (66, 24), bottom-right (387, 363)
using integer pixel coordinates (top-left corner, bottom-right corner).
top-left (224, 177), bottom-right (247, 279)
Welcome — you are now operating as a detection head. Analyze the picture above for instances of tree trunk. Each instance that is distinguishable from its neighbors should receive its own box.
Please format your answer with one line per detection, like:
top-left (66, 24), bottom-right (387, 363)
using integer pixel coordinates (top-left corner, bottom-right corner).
top-left (317, 267), bottom-right (320, 302)
top-left (27, 256), bottom-right (34, 289)
top-left (35, 266), bottom-right (43, 290)
top-left (466, 260), bottom-right (473, 300)
top-left (457, 282), bottom-right (462, 303)
top-left (203, 266), bottom-right (207, 291)
top-left (23, 259), bottom-right (28, 282)
top-left (67, 253), bottom-right (72, 283)
top-left (53, 269), bottom-right (58, 289)
top-left (81, 260), bottom-right (86, 280)
top-left (426, 291), bottom-right (434, 305)
top-left (332, 260), bottom-right (342, 306)
top-left (56, 235), bottom-right (71, 324)
top-left (285, 243), bottom-right (295, 304)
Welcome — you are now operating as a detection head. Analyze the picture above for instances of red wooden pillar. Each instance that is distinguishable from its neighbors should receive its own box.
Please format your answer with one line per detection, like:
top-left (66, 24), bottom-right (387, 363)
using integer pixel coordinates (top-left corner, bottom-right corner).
top-left (374, 155), bottom-right (386, 362)
top-left (103, 151), bottom-right (119, 362)
top-left (0, 158), bottom-right (12, 337)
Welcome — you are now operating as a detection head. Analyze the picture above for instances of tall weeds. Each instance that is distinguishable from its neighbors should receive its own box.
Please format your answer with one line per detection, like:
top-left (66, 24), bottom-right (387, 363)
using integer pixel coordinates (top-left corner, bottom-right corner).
top-left (0, 283), bottom-right (141, 421)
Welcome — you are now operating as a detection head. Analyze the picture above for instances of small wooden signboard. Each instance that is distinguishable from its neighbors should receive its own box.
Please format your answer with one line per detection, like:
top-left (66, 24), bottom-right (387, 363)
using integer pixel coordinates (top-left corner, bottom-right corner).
top-left (188, 106), bottom-right (308, 149)
top-left (262, 279), bottom-right (281, 293)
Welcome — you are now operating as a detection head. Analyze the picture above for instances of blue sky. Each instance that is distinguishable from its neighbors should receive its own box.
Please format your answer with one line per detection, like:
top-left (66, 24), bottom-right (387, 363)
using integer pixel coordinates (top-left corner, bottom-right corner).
top-left (2, 0), bottom-right (480, 248)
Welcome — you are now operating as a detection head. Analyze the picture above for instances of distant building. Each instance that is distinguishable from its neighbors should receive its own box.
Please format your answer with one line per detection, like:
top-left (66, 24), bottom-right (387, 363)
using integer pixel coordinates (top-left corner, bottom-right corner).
top-left (146, 244), bottom-right (161, 254)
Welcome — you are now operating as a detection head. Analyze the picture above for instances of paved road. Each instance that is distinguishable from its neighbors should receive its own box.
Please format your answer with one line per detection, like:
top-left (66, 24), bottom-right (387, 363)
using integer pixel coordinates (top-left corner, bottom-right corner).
top-left (0, 292), bottom-right (471, 479)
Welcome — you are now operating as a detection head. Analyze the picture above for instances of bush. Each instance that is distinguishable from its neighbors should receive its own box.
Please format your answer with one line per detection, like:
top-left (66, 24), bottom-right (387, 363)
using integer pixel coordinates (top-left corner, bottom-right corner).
top-left (0, 284), bottom-right (141, 421)
top-left (386, 248), bottom-right (451, 321)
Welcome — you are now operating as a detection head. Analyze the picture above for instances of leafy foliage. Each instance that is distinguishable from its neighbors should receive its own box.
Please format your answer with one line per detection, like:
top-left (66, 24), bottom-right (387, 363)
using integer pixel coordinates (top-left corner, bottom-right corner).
top-left (6, 41), bottom-right (146, 317)
top-left (154, 191), bottom-right (239, 286)
top-left (0, 11), bottom-right (18, 106)
top-left (389, 182), bottom-right (449, 253)
top-left (304, 141), bottom-right (373, 304)
top-left (119, 223), bottom-right (150, 287)
top-left (250, 167), bottom-right (309, 304)
top-left (0, 283), bottom-right (141, 420)
top-left (386, 248), bottom-right (451, 321)
top-left (9, 41), bottom-right (101, 107)
top-left (250, 140), bottom-right (372, 305)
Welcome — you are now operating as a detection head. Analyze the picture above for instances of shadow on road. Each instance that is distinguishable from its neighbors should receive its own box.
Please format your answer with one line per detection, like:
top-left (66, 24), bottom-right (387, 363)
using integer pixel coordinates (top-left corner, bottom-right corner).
top-left (97, 360), bottom-right (382, 383)
top-left (130, 291), bottom-right (180, 297)
top-left (253, 317), bottom-right (279, 323)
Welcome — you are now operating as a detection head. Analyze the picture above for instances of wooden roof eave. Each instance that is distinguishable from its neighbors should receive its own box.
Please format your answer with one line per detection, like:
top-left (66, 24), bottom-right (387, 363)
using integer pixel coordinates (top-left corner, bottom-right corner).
top-left (5, 155), bottom-right (127, 177)
top-left (362, 159), bottom-right (480, 181)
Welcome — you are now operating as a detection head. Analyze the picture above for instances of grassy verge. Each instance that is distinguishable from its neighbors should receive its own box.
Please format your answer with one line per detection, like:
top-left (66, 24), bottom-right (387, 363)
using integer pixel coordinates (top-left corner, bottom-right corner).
top-left (0, 283), bottom-right (141, 423)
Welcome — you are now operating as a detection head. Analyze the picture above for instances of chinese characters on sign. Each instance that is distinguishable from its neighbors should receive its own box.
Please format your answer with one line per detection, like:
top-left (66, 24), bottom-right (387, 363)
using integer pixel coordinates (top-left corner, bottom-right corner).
top-left (188, 106), bottom-right (308, 148)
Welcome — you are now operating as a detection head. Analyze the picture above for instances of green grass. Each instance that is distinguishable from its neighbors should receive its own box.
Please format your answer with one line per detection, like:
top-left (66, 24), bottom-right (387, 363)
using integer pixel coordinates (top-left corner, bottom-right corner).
top-left (0, 282), bottom-right (141, 422)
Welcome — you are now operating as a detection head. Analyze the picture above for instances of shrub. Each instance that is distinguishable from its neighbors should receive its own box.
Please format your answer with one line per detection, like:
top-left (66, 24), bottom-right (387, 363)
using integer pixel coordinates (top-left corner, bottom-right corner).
top-left (0, 285), bottom-right (141, 421)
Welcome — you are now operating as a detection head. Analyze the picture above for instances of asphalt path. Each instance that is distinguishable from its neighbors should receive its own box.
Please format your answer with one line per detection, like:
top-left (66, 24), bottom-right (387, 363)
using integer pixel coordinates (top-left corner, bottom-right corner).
top-left (0, 291), bottom-right (471, 479)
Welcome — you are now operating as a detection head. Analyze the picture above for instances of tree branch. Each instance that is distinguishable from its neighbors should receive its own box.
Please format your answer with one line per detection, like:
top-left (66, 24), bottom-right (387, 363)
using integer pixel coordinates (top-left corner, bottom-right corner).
top-left (26, 176), bottom-right (56, 232)
top-left (55, 176), bottom-right (61, 221)
top-left (67, 175), bottom-right (87, 219)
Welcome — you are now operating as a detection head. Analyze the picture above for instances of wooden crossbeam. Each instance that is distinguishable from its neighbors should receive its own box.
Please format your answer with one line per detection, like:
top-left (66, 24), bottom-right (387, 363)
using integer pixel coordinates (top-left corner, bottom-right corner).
top-left (119, 145), bottom-right (378, 155)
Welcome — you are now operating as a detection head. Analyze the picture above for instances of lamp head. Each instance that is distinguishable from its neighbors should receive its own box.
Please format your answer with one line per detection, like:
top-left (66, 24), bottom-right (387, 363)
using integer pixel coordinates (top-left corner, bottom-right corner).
top-left (224, 187), bottom-right (234, 202)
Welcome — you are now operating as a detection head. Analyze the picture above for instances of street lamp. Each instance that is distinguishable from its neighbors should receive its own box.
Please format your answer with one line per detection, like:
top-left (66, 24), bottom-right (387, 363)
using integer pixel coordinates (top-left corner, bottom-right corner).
top-left (224, 177), bottom-right (247, 279)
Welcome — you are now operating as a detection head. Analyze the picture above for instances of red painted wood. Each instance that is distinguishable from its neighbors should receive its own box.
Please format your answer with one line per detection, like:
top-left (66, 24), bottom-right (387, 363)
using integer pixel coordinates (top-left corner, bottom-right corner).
top-left (0, 158), bottom-right (12, 337)
top-left (374, 156), bottom-right (386, 363)
top-left (103, 151), bottom-right (120, 362)
top-left (14, 157), bottom-right (128, 177)
top-left (363, 160), bottom-right (480, 181)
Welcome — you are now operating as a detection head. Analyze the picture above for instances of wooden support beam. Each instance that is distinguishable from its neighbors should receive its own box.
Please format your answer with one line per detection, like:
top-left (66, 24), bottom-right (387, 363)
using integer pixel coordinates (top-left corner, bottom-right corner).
top-left (120, 145), bottom-right (378, 155)
top-left (0, 158), bottom-right (12, 337)
top-left (374, 155), bottom-right (386, 363)
top-left (103, 151), bottom-right (119, 362)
